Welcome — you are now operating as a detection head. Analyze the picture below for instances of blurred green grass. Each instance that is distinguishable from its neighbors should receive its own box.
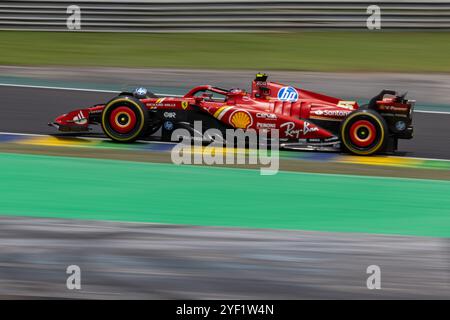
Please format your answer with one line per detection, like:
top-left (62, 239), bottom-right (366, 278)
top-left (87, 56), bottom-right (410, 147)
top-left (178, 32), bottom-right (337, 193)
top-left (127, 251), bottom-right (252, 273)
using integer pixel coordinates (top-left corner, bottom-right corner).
top-left (0, 31), bottom-right (449, 72)
top-left (1, 152), bottom-right (450, 237)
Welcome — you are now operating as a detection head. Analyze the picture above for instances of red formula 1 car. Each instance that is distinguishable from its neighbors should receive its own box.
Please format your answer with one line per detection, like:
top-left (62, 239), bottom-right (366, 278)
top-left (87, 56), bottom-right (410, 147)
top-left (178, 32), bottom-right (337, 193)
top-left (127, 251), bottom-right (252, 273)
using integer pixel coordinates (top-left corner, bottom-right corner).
top-left (50, 73), bottom-right (414, 155)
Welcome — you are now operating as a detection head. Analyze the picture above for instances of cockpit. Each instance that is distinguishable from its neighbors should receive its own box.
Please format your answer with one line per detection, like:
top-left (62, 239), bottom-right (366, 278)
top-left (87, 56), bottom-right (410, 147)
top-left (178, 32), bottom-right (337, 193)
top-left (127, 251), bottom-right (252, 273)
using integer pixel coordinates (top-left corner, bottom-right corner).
top-left (184, 86), bottom-right (247, 103)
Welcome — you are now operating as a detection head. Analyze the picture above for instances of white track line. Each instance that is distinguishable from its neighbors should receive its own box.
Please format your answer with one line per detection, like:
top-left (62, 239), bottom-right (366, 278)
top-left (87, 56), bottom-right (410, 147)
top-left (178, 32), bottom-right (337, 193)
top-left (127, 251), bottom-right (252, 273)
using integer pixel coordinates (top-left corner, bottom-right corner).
top-left (0, 83), bottom-right (183, 97)
top-left (0, 83), bottom-right (119, 93)
top-left (0, 83), bottom-right (448, 114)
top-left (413, 110), bottom-right (450, 115)
top-left (386, 155), bottom-right (450, 162)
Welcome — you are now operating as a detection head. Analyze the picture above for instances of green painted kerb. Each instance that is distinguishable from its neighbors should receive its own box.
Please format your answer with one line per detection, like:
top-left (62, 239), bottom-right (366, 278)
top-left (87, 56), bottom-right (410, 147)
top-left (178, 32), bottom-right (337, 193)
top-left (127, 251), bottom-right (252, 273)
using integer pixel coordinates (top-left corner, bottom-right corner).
top-left (0, 152), bottom-right (449, 237)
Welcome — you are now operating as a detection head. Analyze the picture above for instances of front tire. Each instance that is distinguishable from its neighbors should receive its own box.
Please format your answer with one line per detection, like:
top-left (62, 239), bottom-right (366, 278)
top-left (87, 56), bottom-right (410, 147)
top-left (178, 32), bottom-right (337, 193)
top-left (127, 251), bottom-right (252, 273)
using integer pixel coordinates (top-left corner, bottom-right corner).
top-left (340, 109), bottom-right (387, 155)
top-left (101, 96), bottom-right (148, 142)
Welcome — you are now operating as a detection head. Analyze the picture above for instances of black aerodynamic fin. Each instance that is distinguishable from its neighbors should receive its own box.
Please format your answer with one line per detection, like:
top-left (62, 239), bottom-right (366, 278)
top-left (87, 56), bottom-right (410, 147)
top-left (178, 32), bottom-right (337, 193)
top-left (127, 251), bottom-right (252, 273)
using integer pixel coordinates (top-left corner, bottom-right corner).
top-left (368, 89), bottom-right (397, 109)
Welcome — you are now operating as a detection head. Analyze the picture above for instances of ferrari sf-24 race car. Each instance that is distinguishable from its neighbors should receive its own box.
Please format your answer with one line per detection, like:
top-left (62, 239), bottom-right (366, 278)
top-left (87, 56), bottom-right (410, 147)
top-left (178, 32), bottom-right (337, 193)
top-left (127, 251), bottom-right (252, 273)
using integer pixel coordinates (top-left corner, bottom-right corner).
top-left (50, 73), bottom-right (414, 155)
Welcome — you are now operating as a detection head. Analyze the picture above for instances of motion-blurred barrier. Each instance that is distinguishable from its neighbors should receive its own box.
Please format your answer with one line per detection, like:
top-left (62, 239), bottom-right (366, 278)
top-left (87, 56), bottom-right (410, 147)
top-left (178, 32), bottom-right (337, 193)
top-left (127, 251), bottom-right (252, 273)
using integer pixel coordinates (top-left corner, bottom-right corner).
top-left (1, 0), bottom-right (450, 31)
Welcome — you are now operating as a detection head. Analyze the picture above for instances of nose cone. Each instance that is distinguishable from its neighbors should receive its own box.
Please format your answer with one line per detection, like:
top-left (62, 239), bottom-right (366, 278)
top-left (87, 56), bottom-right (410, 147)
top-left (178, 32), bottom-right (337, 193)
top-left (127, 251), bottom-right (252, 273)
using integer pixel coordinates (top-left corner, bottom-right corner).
top-left (55, 113), bottom-right (68, 125)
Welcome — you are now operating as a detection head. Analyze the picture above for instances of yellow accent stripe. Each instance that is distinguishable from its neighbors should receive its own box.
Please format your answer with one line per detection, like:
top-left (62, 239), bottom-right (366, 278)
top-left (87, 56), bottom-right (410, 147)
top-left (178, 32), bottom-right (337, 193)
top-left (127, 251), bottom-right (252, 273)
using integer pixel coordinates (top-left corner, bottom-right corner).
top-left (180, 146), bottom-right (253, 156)
top-left (18, 136), bottom-right (96, 147)
top-left (213, 106), bottom-right (232, 120)
top-left (213, 106), bottom-right (226, 118)
top-left (337, 156), bottom-right (424, 168)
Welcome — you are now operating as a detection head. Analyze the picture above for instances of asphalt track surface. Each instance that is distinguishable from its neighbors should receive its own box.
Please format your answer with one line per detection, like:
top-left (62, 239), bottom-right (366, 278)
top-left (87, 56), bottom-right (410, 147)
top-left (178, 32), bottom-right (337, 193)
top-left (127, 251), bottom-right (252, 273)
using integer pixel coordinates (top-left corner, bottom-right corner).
top-left (0, 217), bottom-right (448, 299)
top-left (0, 85), bottom-right (450, 160)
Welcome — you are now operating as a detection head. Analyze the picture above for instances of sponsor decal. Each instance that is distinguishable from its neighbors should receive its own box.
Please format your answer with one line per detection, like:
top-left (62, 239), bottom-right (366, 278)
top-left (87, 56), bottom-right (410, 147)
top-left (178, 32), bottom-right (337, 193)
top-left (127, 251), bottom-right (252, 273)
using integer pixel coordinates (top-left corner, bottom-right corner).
top-left (181, 101), bottom-right (189, 110)
top-left (303, 121), bottom-right (319, 135)
top-left (229, 110), bottom-right (253, 129)
top-left (163, 121), bottom-right (174, 131)
top-left (73, 111), bottom-right (87, 125)
top-left (163, 112), bottom-right (176, 119)
top-left (147, 102), bottom-right (176, 108)
top-left (313, 109), bottom-right (352, 117)
top-left (256, 113), bottom-right (277, 120)
top-left (277, 86), bottom-right (298, 102)
top-left (275, 121), bottom-right (321, 138)
top-left (147, 98), bottom-right (175, 108)
top-left (280, 122), bottom-right (302, 139)
top-left (379, 105), bottom-right (408, 112)
top-left (257, 123), bottom-right (276, 129)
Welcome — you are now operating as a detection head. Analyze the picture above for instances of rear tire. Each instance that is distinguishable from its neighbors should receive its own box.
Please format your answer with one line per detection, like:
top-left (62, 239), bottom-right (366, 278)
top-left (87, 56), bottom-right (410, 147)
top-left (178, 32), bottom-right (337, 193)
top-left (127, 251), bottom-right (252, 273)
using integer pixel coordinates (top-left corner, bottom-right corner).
top-left (340, 109), bottom-right (387, 155)
top-left (101, 96), bottom-right (148, 142)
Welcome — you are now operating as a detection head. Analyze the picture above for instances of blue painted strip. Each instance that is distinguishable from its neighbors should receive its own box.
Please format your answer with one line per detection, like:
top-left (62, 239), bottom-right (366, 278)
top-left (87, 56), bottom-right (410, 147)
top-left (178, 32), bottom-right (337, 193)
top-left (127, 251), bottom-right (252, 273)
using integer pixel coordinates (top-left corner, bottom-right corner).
top-left (0, 133), bottom-right (24, 143)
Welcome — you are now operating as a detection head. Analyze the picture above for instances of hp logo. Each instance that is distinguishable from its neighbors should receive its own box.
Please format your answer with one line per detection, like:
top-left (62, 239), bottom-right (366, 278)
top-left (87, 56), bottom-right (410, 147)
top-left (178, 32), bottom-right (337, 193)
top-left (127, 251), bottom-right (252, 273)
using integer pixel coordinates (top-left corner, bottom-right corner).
top-left (277, 86), bottom-right (298, 102)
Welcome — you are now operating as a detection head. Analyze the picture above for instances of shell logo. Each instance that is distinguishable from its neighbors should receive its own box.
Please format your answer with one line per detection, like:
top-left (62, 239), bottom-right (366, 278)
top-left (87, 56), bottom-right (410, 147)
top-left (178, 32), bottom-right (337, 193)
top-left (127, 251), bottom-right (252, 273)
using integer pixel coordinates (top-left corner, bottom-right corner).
top-left (230, 110), bottom-right (253, 129)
